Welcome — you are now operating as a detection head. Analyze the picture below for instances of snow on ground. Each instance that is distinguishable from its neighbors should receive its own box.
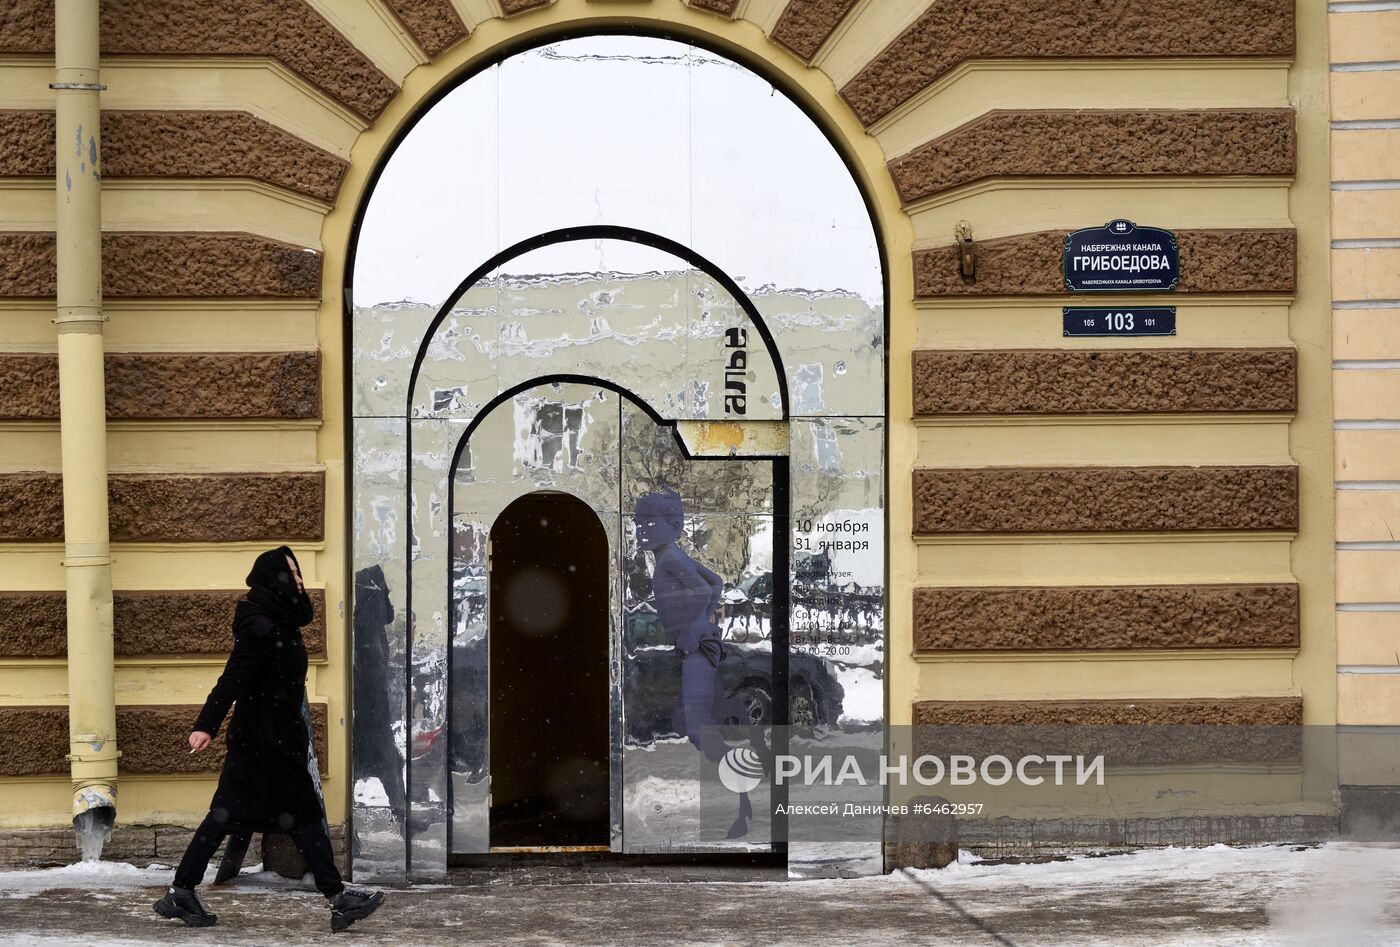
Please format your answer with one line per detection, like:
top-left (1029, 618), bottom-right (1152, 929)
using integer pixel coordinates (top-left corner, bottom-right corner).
top-left (3, 842), bottom-right (1400, 945)
top-left (0, 860), bottom-right (172, 899)
top-left (352, 776), bottom-right (389, 807)
top-left (898, 843), bottom-right (1400, 947)
top-left (0, 860), bottom-right (319, 900)
top-left (760, 842), bottom-right (1400, 947)
top-left (833, 665), bottom-right (881, 726)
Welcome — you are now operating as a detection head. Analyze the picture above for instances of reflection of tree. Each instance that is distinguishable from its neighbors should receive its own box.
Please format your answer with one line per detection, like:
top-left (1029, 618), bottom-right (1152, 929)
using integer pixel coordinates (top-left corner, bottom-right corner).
top-left (688, 516), bottom-right (756, 596)
top-left (620, 410), bottom-right (686, 501)
top-left (621, 404), bottom-right (764, 585)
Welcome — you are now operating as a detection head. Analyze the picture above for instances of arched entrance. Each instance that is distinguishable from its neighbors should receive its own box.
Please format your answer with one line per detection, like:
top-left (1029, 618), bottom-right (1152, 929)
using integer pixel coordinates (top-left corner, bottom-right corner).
top-left (488, 491), bottom-right (610, 850)
top-left (348, 33), bottom-right (886, 882)
top-left (446, 376), bottom-right (786, 857)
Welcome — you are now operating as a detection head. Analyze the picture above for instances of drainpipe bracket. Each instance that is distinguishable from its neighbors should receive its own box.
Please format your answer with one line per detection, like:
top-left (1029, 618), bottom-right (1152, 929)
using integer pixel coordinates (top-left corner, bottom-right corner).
top-left (53, 309), bottom-right (108, 327)
top-left (49, 82), bottom-right (107, 91)
top-left (67, 742), bottom-right (122, 765)
top-left (67, 752), bottom-right (122, 785)
top-left (61, 554), bottom-right (114, 568)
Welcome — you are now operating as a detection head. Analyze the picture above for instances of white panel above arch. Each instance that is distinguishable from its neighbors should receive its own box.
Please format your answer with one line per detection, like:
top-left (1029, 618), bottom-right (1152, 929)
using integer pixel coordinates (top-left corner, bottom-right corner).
top-left (351, 35), bottom-right (883, 322)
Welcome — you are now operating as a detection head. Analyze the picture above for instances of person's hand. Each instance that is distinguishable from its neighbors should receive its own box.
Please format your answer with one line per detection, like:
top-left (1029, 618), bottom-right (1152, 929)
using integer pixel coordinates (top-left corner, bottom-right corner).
top-left (189, 731), bottom-right (212, 752)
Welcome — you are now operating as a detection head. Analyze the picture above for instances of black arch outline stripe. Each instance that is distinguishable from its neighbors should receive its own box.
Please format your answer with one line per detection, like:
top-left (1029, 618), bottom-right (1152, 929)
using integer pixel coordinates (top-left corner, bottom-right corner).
top-left (406, 233), bottom-right (791, 863)
top-left (405, 225), bottom-right (791, 423)
top-left (445, 372), bottom-right (790, 855)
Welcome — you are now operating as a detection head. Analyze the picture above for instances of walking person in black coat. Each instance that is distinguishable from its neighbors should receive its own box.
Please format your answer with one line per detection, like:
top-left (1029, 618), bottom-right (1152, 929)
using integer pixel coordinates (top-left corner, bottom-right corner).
top-left (153, 546), bottom-right (385, 933)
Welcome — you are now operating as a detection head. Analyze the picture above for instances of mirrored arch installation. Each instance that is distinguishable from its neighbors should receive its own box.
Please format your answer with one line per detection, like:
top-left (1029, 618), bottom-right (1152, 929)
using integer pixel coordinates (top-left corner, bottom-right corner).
top-left (349, 33), bottom-right (886, 883)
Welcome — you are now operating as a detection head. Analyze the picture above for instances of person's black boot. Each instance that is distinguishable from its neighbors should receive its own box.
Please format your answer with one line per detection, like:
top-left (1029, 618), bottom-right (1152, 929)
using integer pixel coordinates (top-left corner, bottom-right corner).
top-left (329, 886), bottom-right (384, 933)
top-left (152, 886), bottom-right (217, 927)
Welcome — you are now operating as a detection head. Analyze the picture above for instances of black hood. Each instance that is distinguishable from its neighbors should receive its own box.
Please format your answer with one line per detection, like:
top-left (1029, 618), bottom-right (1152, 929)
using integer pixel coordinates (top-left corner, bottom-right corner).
top-left (246, 546), bottom-right (314, 628)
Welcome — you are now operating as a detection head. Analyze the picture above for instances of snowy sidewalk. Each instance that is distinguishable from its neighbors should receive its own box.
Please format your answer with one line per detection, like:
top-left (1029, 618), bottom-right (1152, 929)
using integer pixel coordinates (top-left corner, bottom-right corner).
top-left (2, 844), bottom-right (1398, 946)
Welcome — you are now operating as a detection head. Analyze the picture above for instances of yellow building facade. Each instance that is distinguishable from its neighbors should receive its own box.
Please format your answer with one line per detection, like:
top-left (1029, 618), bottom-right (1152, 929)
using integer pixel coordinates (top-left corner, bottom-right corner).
top-left (0, 0), bottom-right (1393, 877)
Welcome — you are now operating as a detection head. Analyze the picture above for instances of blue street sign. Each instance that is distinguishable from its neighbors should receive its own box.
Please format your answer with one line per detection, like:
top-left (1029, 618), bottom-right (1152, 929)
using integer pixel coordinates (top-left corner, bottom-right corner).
top-left (1064, 219), bottom-right (1180, 292)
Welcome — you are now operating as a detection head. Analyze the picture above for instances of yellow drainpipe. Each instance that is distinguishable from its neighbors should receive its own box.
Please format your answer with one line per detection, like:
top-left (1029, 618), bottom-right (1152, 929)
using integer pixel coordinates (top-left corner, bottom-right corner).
top-left (53, 0), bottom-right (119, 838)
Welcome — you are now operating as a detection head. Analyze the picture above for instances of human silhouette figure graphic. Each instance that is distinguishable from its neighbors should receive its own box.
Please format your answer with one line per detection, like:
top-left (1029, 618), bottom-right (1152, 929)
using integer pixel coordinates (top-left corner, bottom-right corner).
top-left (634, 490), bottom-right (769, 839)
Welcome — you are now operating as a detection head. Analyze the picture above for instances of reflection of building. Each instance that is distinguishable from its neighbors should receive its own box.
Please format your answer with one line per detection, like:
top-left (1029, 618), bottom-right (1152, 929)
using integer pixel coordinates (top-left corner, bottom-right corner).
top-left (0, 1), bottom-right (1384, 887)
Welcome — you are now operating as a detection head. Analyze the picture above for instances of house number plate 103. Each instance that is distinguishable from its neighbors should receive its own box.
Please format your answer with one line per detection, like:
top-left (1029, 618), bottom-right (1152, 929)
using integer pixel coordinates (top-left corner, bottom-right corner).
top-left (1063, 307), bottom-right (1176, 337)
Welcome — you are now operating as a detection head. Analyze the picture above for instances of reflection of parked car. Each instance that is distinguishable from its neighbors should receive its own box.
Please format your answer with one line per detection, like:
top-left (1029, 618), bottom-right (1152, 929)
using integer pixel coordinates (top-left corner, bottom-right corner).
top-left (622, 640), bottom-right (843, 742)
top-left (446, 621), bottom-right (845, 768)
top-left (736, 572), bottom-right (773, 599)
top-left (622, 610), bottom-right (842, 739)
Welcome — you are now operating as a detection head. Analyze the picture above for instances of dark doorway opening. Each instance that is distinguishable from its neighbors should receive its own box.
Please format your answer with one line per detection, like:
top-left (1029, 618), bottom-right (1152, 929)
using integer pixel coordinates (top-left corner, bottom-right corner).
top-left (489, 491), bottom-right (610, 849)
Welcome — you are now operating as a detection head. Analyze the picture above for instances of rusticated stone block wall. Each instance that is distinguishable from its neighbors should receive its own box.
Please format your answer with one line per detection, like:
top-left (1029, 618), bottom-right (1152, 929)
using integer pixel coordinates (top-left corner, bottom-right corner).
top-left (0, 589), bottom-right (328, 658)
top-left (912, 349), bottom-right (1297, 415)
top-left (0, 472), bottom-right (325, 543)
top-left (499, 0), bottom-right (553, 14)
top-left (0, 823), bottom-right (347, 870)
top-left (914, 584), bottom-right (1299, 651)
top-left (687, 0), bottom-right (741, 16)
top-left (0, 110), bottom-right (349, 202)
top-left (381, 0), bottom-right (468, 57)
top-left (0, 232), bottom-right (322, 298)
top-left (913, 466), bottom-right (1298, 533)
top-left (889, 109), bottom-right (1296, 204)
top-left (840, 0), bottom-right (1294, 126)
top-left (771, 0), bottom-right (860, 61)
top-left (0, 0), bottom-right (398, 121)
top-left (915, 696), bottom-right (1303, 727)
top-left (0, 352), bottom-right (320, 420)
top-left (0, 704), bottom-right (329, 777)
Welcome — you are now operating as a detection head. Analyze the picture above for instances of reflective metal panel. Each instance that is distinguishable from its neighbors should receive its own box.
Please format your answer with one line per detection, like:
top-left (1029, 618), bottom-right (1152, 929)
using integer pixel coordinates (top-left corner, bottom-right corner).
top-left (751, 290), bottom-right (885, 419)
top-left (354, 63), bottom-right (500, 317)
top-left (787, 417), bottom-right (885, 878)
top-left (350, 417), bottom-right (408, 882)
top-left (618, 393), bottom-right (777, 852)
top-left (687, 41), bottom-right (882, 310)
top-left (352, 32), bottom-right (887, 882)
top-left (407, 416), bottom-right (468, 878)
top-left (684, 271), bottom-right (784, 421)
top-left (496, 41), bottom-right (691, 260)
top-left (448, 384), bottom-right (625, 854)
top-left (620, 399), bottom-right (774, 517)
top-left (408, 282), bottom-right (502, 421)
top-left (447, 505), bottom-right (489, 853)
top-left (354, 301), bottom-right (438, 419)
top-left (454, 383), bottom-right (622, 516)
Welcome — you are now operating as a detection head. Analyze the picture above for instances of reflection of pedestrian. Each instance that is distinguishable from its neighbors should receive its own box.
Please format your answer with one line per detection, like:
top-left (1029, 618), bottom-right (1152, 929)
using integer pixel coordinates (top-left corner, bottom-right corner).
top-left (153, 547), bottom-right (384, 933)
top-left (353, 565), bottom-right (406, 813)
top-left (635, 492), bottom-right (767, 838)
